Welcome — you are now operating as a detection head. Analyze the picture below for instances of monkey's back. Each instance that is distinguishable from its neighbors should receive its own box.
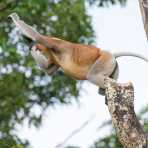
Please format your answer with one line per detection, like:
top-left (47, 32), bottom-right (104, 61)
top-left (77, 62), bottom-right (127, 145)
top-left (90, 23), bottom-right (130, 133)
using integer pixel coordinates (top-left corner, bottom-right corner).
top-left (72, 44), bottom-right (101, 66)
top-left (56, 44), bottom-right (102, 80)
top-left (35, 39), bottom-right (102, 80)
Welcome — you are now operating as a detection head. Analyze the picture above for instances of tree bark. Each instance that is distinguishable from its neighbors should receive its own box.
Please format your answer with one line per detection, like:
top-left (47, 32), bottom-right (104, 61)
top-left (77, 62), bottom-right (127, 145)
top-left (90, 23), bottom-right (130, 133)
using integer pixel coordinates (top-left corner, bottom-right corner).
top-left (103, 1), bottom-right (148, 147)
top-left (104, 79), bottom-right (148, 147)
top-left (139, 0), bottom-right (148, 40)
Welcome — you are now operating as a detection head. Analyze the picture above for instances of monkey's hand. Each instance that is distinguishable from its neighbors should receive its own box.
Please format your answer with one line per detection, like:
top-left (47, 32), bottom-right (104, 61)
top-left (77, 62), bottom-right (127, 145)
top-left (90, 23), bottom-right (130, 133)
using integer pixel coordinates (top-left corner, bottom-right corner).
top-left (31, 45), bottom-right (59, 74)
top-left (46, 64), bottom-right (59, 75)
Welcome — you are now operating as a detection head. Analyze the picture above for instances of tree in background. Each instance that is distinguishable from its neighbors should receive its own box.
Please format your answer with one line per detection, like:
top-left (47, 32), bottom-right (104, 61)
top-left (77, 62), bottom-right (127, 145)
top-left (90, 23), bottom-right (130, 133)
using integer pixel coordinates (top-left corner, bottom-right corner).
top-left (0, 0), bottom-right (126, 147)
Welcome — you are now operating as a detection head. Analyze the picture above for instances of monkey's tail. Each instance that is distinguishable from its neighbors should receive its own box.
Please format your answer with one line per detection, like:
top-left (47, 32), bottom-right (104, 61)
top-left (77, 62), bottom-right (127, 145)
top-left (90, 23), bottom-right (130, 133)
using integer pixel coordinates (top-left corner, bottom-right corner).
top-left (114, 52), bottom-right (148, 63)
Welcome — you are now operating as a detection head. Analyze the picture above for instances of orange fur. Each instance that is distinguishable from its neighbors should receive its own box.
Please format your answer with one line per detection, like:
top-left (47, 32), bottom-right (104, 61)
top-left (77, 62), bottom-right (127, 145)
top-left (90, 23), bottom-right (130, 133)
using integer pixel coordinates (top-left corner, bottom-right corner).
top-left (34, 37), bottom-right (102, 80)
top-left (9, 13), bottom-right (117, 89)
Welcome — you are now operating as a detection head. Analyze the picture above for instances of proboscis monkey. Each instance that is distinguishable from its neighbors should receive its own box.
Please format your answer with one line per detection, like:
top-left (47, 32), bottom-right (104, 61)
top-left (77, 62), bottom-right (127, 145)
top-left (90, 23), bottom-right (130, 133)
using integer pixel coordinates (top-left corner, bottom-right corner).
top-left (9, 13), bottom-right (148, 96)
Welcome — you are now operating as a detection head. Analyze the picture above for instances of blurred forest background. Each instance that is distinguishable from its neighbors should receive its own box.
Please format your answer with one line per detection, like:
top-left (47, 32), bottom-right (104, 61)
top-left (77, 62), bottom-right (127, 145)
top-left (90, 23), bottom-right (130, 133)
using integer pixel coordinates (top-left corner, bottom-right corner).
top-left (1, 0), bottom-right (148, 148)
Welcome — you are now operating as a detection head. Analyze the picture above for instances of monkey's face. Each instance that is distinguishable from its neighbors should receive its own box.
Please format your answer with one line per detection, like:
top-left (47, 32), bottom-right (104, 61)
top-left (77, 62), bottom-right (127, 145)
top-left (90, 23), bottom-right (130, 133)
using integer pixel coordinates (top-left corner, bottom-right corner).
top-left (31, 43), bottom-right (47, 52)
top-left (30, 44), bottom-right (50, 69)
top-left (31, 43), bottom-right (51, 59)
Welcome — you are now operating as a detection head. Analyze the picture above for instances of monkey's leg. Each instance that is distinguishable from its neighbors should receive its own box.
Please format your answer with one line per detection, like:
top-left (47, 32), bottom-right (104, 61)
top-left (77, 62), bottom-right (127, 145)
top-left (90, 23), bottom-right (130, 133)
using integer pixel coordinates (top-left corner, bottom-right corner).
top-left (87, 71), bottom-right (107, 89)
top-left (98, 62), bottom-right (119, 96)
top-left (87, 53), bottom-right (116, 105)
top-left (87, 70), bottom-right (109, 104)
top-left (86, 59), bottom-right (109, 94)
top-left (87, 62), bottom-right (118, 95)
top-left (87, 51), bottom-right (116, 89)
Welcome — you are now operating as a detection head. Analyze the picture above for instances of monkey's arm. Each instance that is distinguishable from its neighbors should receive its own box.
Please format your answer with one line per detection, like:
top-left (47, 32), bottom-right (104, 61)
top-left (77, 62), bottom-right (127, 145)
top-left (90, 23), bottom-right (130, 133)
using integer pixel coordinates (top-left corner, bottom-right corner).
top-left (9, 13), bottom-right (63, 50)
top-left (9, 13), bottom-right (41, 41)
top-left (8, 12), bottom-right (59, 74)
top-left (31, 46), bottom-right (59, 74)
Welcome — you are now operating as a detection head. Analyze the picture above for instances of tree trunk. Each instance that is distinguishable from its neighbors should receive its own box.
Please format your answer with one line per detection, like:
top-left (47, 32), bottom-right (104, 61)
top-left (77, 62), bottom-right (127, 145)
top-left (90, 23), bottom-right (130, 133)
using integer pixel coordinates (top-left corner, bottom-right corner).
top-left (139, 0), bottom-right (148, 40)
top-left (105, 79), bottom-right (148, 147)
top-left (103, 1), bottom-right (148, 147)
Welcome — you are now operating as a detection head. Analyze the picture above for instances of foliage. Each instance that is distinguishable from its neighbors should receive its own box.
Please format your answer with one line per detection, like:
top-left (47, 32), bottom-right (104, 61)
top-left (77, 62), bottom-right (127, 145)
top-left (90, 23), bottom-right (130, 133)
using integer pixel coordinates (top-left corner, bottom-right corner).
top-left (0, 0), bottom-right (94, 147)
top-left (0, 0), bottom-right (127, 147)
top-left (91, 134), bottom-right (122, 148)
top-left (88, 0), bottom-right (127, 6)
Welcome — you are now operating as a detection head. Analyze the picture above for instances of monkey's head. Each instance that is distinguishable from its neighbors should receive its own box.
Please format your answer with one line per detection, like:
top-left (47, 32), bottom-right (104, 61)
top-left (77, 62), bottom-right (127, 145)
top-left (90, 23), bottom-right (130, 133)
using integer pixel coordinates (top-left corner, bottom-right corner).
top-left (30, 43), bottom-right (52, 69)
top-left (31, 43), bottom-right (47, 52)
top-left (30, 43), bottom-right (52, 60)
top-left (23, 36), bottom-right (46, 52)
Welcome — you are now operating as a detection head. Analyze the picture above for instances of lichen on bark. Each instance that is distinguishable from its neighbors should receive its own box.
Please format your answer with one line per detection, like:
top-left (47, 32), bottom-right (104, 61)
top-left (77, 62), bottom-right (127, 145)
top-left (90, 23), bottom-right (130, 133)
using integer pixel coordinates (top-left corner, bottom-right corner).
top-left (104, 79), bottom-right (148, 148)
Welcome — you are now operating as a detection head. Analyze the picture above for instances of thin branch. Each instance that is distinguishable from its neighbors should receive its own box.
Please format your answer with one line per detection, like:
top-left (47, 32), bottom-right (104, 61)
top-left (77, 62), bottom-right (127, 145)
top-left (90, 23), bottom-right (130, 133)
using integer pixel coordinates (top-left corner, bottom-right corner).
top-left (55, 114), bottom-right (95, 148)
top-left (139, 0), bottom-right (148, 41)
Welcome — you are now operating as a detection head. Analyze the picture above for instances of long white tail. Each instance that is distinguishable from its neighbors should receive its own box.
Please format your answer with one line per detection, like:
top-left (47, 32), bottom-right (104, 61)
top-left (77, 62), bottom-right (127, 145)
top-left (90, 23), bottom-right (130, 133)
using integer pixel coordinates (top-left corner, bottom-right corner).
top-left (9, 13), bottom-right (41, 41)
top-left (114, 52), bottom-right (148, 63)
